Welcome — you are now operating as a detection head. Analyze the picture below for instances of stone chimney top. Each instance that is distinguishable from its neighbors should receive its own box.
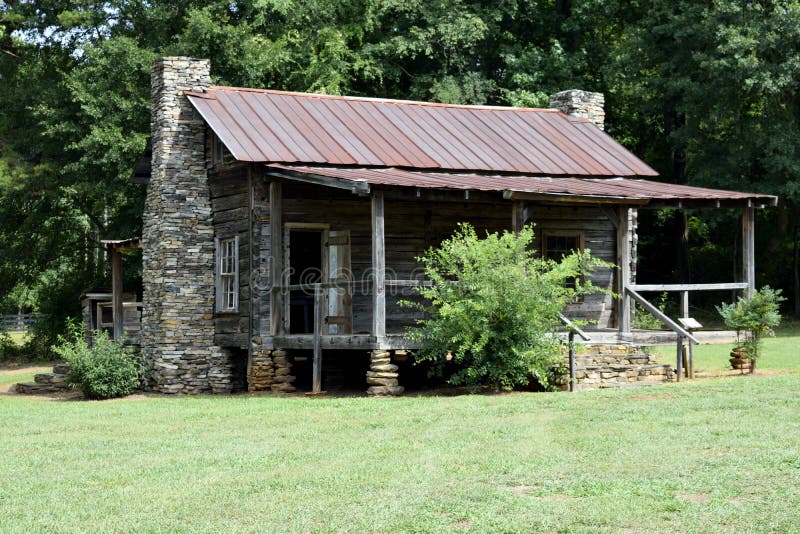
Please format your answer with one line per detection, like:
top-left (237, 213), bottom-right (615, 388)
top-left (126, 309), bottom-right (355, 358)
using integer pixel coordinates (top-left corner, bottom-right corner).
top-left (549, 89), bottom-right (605, 130)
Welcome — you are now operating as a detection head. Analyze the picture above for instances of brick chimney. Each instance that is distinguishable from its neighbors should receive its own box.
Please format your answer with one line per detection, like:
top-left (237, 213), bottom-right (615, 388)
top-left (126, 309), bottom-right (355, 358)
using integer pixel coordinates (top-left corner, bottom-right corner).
top-left (549, 89), bottom-right (605, 130)
top-left (141, 57), bottom-right (231, 394)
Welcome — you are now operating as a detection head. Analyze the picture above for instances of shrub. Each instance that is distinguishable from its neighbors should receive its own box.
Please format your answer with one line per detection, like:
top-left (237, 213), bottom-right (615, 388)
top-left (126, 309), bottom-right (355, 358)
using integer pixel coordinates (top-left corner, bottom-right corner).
top-left (403, 223), bottom-right (610, 391)
top-left (53, 322), bottom-right (144, 399)
top-left (717, 286), bottom-right (784, 372)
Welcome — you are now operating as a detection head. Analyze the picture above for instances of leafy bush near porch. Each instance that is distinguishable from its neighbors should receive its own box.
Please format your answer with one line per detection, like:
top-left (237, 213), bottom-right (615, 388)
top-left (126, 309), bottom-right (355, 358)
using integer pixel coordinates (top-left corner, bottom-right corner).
top-left (53, 323), bottom-right (144, 400)
top-left (404, 223), bottom-right (609, 390)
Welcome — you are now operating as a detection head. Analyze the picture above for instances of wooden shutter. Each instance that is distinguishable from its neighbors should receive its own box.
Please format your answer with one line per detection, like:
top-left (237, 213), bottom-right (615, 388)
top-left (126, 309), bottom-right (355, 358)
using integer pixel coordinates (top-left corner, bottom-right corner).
top-left (325, 230), bottom-right (352, 334)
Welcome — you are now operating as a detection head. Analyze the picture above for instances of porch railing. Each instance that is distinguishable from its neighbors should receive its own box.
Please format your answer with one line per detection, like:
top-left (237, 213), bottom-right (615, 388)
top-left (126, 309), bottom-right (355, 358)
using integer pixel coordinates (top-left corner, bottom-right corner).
top-left (558, 313), bottom-right (590, 392)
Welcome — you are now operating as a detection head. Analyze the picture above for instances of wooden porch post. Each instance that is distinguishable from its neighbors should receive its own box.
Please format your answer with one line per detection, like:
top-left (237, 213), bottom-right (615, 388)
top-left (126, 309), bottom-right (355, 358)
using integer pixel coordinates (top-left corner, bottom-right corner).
top-left (372, 190), bottom-right (386, 338)
top-left (617, 207), bottom-right (632, 340)
top-left (270, 181), bottom-right (284, 335)
top-left (742, 206), bottom-right (755, 298)
top-left (111, 246), bottom-right (123, 341)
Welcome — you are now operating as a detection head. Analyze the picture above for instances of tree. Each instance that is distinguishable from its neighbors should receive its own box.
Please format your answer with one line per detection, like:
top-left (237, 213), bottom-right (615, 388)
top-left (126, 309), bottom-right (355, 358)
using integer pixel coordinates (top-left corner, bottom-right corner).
top-left (404, 224), bottom-right (608, 391)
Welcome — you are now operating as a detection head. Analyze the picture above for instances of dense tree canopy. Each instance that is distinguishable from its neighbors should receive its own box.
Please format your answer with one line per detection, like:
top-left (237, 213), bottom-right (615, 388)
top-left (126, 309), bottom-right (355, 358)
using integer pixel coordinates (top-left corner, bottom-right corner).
top-left (1, 0), bottom-right (800, 346)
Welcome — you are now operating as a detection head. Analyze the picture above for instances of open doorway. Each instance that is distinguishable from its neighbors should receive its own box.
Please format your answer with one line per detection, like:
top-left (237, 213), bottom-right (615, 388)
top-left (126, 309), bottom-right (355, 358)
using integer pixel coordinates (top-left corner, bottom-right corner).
top-left (287, 229), bottom-right (323, 334)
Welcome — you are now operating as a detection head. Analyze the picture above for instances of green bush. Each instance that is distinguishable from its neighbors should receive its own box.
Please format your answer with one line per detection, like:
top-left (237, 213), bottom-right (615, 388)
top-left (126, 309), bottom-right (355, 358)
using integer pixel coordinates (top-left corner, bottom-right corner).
top-left (403, 223), bottom-right (610, 391)
top-left (717, 286), bottom-right (784, 372)
top-left (53, 323), bottom-right (144, 399)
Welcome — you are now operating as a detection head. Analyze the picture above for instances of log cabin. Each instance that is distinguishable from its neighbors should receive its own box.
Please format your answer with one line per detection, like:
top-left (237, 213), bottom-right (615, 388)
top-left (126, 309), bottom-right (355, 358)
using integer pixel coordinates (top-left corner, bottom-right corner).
top-left (126, 57), bottom-right (777, 395)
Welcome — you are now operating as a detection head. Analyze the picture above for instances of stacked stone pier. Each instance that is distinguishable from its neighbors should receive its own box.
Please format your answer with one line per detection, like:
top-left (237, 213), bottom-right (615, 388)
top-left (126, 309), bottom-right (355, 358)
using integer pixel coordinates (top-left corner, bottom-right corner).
top-left (271, 350), bottom-right (296, 393)
top-left (366, 350), bottom-right (404, 396)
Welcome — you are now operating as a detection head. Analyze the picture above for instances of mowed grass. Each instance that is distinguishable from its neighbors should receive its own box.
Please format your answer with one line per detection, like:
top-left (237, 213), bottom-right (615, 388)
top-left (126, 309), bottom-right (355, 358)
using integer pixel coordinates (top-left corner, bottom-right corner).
top-left (2, 330), bottom-right (800, 532)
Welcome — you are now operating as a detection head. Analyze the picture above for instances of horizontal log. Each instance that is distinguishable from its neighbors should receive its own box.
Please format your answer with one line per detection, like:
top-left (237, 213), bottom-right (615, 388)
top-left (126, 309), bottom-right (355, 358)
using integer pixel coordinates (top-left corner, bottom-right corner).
top-left (629, 283), bottom-right (748, 292)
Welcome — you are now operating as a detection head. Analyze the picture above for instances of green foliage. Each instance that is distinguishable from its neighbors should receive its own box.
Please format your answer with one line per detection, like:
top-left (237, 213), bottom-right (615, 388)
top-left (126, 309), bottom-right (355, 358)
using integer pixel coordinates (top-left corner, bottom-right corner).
top-left (404, 224), bottom-right (609, 390)
top-left (717, 287), bottom-right (785, 364)
top-left (633, 292), bottom-right (670, 330)
top-left (53, 322), bottom-right (144, 400)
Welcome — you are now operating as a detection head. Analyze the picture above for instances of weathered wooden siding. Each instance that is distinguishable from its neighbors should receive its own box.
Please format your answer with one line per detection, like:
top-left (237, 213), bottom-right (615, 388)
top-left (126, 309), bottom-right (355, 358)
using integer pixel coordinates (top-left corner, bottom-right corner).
top-left (530, 205), bottom-right (617, 329)
top-left (247, 172), bottom-right (619, 342)
top-left (208, 136), bottom-right (251, 349)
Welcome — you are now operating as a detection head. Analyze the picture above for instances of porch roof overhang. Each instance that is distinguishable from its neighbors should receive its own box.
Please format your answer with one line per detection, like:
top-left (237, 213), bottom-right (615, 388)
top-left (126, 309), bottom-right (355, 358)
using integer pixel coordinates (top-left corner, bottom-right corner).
top-left (266, 164), bottom-right (778, 208)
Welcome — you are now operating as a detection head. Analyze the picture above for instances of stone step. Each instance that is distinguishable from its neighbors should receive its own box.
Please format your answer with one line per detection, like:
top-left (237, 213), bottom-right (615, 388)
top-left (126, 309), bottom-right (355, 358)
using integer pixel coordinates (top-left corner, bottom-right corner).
top-left (52, 362), bottom-right (70, 375)
top-left (14, 382), bottom-right (67, 395)
top-left (34, 373), bottom-right (68, 386)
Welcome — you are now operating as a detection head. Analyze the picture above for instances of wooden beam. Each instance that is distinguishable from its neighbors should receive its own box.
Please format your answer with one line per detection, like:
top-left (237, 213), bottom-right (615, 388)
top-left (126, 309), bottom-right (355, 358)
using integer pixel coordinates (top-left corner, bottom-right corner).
top-left (629, 282), bottom-right (749, 292)
top-left (269, 181), bottom-right (284, 335)
top-left (599, 206), bottom-right (619, 229)
top-left (111, 248), bottom-right (124, 341)
top-left (627, 288), bottom-right (700, 344)
top-left (512, 201), bottom-right (525, 234)
top-left (371, 190), bottom-right (386, 338)
top-left (266, 170), bottom-right (370, 194)
top-left (505, 191), bottom-right (649, 206)
top-left (312, 286), bottom-right (323, 393)
top-left (742, 206), bottom-right (755, 298)
top-left (617, 207), bottom-right (632, 339)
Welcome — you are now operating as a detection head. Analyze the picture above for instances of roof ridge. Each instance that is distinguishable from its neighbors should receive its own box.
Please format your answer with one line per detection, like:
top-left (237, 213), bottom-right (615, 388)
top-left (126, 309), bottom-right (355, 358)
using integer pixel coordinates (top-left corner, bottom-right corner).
top-left (205, 86), bottom-right (559, 113)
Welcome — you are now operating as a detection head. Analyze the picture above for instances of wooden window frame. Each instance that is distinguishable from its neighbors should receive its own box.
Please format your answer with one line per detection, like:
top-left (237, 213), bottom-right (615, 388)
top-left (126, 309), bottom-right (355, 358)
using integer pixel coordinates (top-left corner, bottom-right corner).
top-left (541, 231), bottom-right (585, 259)
top-left (215, 235), bottom-right (240, 313)
top-left (542, 231), bottom-right (585, 301)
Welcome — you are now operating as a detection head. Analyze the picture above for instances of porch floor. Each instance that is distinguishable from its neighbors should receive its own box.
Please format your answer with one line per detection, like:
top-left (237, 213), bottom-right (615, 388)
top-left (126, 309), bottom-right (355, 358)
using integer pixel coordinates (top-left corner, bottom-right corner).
top-left (265, 329), bottom-right (737, 351)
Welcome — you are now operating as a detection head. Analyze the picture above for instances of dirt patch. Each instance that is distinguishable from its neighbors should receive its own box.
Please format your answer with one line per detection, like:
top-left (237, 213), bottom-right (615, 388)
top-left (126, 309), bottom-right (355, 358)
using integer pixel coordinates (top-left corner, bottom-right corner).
top-left (0, 364), bottom-right (52, 375)
top-left (627, 393), bottom-right (672, 401)
top-left (508, 484), bottom-right (539, 495)
top-left (453, 520), bottom-right (470, 529)
top-left (536, 494), bottom-right (576, 502)
top-left (680, 493), bottom-right (710, 503)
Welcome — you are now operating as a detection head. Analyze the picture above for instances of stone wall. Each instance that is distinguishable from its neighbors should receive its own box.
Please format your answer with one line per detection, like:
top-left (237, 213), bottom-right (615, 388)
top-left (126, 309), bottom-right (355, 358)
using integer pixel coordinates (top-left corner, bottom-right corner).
top-left (555, 344), bottom-right (676, 391)
top-left (549, 90), bottom-right (605, 130)
top-left (141, 57), bottom-right (232, 394)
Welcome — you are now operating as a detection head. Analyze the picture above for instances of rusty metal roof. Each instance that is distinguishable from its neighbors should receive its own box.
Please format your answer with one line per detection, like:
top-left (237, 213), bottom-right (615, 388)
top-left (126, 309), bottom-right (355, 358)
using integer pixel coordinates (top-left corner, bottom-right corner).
top-left (187, 87), bottom-right (658, 177)
top-left (266, 164), bottom-right (778, 206)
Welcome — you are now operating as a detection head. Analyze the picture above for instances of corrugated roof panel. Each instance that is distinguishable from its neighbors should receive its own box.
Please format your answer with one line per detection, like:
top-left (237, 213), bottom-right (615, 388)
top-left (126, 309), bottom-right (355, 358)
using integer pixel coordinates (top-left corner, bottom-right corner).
top-left (266, 164), bottom-right (777, 205)
top-left (187, 88), bottom-right (660, 176)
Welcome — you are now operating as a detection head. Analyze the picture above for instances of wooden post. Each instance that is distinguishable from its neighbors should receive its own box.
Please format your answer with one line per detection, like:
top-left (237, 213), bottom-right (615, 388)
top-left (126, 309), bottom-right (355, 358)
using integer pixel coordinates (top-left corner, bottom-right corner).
top-left (270, 181), bottom-right (284, 335)
top-left (617, 207), bottom-right (632, 340)
top-left (742, 206), bottom-right (755, 298)
top-left (371, 190), bottom-right (386, 338)
top-left (568, 331), bottom-right (575, 393)
top-left (312, 285), bottom-right (323, 393)
top-left (111, 247), bottom-right (123, 341)
top-left (512, 201), bottom-right (525, 234)
top-left (676, 334), bottom-right (683, 382)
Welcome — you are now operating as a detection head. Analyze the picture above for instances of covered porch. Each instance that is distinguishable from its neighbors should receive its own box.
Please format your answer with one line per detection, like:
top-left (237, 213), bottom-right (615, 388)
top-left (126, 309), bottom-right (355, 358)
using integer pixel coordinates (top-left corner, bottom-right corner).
top-left (261, 164), bottom-right (777, 393)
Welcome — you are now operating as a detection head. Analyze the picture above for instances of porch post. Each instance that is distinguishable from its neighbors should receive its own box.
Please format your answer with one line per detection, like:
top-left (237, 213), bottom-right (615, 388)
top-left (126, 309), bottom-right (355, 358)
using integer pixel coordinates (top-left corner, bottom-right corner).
top-left (110, 246), bottom-right (123, 341)
top-left (617, 206), bottom-right (632, 340)
top-left (371, 190), bottom-right (386, 338)
top-left (742, 206), bottom-right (755, 298)
top-left (270, 181), bottom-right (284, 335)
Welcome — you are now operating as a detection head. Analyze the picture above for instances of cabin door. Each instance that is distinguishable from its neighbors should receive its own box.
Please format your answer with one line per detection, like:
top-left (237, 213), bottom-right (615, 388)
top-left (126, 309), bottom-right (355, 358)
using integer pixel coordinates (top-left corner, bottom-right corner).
top-left (284, 226), bottom-right (352, 335)
top-left (286, 228), bottom-right (324, 334)
top-left (325, 230), bottom-right (352, 334)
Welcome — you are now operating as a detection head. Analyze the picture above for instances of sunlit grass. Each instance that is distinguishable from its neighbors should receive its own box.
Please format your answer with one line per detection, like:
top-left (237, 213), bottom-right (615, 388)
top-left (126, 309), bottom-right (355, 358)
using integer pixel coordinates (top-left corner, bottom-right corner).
top-left (1, 325), bottom-right (798, 532)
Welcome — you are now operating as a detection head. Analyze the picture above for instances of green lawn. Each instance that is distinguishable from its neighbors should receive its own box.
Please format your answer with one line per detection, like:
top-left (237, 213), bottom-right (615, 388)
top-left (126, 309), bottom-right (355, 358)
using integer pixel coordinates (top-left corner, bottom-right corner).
top-left (2, 332), bottom-right (799, 532)
top-left (648, 320), bottom-right (800, 374)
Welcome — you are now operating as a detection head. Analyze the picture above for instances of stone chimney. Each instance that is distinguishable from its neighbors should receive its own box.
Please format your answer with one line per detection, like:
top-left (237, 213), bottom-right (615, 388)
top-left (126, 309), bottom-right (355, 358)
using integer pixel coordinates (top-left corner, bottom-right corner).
top-left (141, 57), bottom-right (231, 394)
top-left (549, 89), bottom-right (605, 130)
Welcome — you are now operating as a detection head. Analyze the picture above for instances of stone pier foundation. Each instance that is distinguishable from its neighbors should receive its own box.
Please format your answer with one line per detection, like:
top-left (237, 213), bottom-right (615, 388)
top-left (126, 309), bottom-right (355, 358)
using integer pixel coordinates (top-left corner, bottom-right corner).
top-left (247, 347), bottom-right (275, 392)
top-left (366, 350), bottom-right (404, 396)
top-left (271, 350), bottom-right (296, 393)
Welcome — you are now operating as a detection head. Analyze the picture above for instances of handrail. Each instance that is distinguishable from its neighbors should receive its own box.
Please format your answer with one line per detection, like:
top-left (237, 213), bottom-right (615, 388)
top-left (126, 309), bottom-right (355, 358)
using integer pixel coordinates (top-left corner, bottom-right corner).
top-left (557, 312), bottom-right (590, 341)
top-left (626, 288), bottom-right (700, 345)
top-left (629, 282), bottom-right (747, 292)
